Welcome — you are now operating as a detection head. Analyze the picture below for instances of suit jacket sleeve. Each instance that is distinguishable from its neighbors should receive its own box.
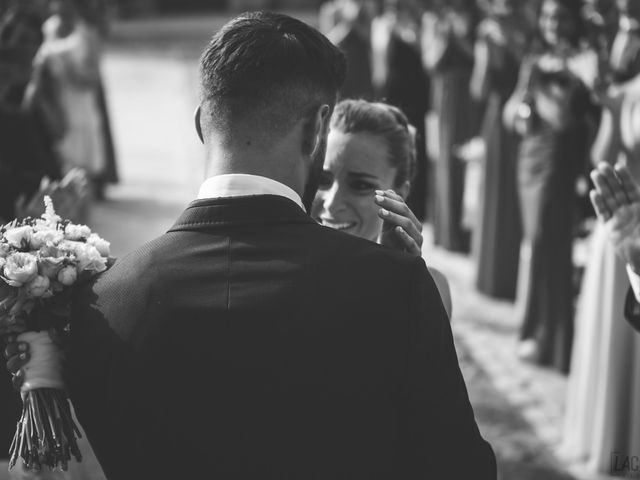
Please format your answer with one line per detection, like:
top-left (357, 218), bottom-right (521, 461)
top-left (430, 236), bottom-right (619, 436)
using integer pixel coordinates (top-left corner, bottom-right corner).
top-left (404, 258), bottom-right (497, 479)
top-left (625, 286), bottom-right (640, 333)
top-left (67, 266), bottom-right (145, 479)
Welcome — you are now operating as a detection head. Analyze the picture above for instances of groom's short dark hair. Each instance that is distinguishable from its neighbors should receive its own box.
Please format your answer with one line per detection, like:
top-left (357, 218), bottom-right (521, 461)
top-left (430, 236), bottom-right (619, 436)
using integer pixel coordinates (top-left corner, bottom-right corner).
top-left (199, 11), bottom-right (346, 139)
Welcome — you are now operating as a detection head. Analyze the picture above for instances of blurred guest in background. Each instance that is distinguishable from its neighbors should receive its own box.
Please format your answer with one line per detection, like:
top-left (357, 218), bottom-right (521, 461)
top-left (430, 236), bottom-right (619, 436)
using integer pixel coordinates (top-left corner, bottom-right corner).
top-left (370, 0), bottom-right (429, 221)
top-left (319, 0), bottom-right (343, 35)
top-left (0, 0), bottom-right (61, 188)
top-left (562, 0), bottom-right (640, 472)
top-left (0, 1), bottom-right (53, 471)
top-left (470, 0), bottom-right (526, 300)
top-left (26, 0), bottom-right (107, 207)
top-left (422, 0), bottom-right (480, 252)
top-left (583, 0), bottom-right (619, 66)
top-left (504, 0), bottom-right (597, 372)
top-left (325, 0), bottom-right (375, 100)
top-left (0, 46), bottom-right (47, 474)
top-left (88, 0), bottom-right (119, 200)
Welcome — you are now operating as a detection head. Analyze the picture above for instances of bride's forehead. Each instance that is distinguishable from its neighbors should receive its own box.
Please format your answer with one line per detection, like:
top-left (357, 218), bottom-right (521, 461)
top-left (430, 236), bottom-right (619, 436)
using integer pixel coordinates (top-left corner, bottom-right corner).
top-left (325, 133), bottom-right (394, 177)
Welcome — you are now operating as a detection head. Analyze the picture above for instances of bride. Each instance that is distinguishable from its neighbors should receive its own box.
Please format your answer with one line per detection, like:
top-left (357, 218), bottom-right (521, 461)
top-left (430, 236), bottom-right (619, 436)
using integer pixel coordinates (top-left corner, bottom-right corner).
top-left (312, 99), bottom-right (452, 317)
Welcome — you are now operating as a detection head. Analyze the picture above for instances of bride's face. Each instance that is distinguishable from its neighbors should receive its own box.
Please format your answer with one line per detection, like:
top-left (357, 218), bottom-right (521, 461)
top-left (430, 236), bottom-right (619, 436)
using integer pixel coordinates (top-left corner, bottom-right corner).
top-left (312, 130), bottom-right (397, 242)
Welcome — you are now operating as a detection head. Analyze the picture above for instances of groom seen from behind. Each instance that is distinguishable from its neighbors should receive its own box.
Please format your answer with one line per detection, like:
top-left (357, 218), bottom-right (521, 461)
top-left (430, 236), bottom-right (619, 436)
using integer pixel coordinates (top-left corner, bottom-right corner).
top-left (8, 12), bottom-right (496, 479)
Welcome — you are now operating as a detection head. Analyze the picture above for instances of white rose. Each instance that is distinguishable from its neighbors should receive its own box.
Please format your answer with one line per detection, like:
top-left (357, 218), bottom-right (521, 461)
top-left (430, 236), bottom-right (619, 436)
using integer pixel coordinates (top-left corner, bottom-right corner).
top-left (86, 234), bottom-right (110, 257)
top-left (31, 229), bottom-right (64, 250)
top-left (76, 244), bottom-right (107, 273)
top-left (64, 224), bottom-right (92, 241)
top-left (3, 252), bottom-right (39, 287)
top-left (25, 275), bottom-right (50, 298)
top-left (3, 226), bottom-right (32, 249)
top-left (57, 266), bottom-right (77, 286)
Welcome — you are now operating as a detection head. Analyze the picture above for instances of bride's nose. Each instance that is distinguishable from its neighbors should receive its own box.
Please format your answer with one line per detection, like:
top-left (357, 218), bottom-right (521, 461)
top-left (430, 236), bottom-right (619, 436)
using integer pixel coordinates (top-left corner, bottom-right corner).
top-left (320, 182), bottom-right (347, 215)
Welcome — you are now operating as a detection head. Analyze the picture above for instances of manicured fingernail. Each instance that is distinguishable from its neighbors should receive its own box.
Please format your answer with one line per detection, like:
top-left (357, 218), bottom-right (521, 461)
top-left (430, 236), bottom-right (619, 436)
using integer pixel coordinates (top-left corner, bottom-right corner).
top-left (375, 190), bottom-right (384, 195)
top-left (375, 195), bottom-right (384, 203)
top-left (380, 209), bottom-right (389, 217)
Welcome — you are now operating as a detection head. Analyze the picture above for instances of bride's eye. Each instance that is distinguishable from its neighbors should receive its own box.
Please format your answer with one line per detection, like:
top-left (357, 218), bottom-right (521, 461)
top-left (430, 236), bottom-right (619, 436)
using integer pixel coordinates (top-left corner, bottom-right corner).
top-left (350, 180), bottom-right (377, 193)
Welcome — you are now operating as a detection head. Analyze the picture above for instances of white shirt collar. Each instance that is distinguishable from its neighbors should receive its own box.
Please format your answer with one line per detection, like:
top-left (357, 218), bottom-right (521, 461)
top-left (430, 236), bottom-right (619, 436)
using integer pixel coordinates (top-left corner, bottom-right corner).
top-left (197, 174), bottom-right (305, 211)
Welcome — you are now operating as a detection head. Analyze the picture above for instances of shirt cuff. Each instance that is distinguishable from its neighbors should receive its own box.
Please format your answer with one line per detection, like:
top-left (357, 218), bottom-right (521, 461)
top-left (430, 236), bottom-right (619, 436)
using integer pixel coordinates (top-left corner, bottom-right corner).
top-left (627, 264), bottom-right (640, 303)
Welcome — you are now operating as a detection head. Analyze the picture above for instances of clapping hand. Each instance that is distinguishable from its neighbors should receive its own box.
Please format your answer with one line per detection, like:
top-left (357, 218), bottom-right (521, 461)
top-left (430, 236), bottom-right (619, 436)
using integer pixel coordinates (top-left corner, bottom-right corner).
top-left (375, 190), bottom-right (423, 256)
top-left (590, 162), bottom-right (640, 271)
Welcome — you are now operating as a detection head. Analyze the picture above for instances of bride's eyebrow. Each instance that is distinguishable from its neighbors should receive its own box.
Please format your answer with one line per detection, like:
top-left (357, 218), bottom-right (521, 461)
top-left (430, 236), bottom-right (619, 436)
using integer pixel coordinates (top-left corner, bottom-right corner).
top-left (347, 172), bottom-right (378, 179)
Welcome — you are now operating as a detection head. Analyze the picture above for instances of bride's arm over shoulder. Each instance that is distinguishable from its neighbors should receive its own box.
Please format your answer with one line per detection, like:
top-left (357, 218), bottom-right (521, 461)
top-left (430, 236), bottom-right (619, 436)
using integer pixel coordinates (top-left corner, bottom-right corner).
top-left (427, 267), bottom-right (452, 319)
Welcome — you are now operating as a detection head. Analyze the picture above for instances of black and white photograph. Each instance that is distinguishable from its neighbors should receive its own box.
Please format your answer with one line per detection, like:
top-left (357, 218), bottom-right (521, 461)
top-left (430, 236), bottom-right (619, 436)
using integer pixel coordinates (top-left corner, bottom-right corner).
top-left (0, 0), bottom-right (640, 478)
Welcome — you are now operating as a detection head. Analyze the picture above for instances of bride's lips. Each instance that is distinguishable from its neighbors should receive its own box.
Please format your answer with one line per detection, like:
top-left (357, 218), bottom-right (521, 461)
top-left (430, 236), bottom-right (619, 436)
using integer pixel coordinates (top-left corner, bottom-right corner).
top-left (320, 218), bottom-right (357, 232)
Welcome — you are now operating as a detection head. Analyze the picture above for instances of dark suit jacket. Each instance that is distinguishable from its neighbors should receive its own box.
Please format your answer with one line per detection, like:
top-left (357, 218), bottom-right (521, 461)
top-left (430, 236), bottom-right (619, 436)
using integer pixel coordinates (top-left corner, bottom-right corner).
top-left (68, 195), bottom-right (496, 479)
top-left (625, 287), bottom-right (640, 333)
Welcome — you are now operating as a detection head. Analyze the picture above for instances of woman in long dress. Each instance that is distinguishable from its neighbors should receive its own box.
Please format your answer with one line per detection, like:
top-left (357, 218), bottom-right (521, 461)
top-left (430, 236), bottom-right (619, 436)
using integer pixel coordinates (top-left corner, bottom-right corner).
top-left (421, 0), bottom-right (481, 252)
top-left (35, 0), bottom-right (106, 187)
top-left (470, 0), bottom-right (525, 300)
top-left (503, 0), bottom-right (597, 372)
top-left (325, 0), bottom-right (375, 100)
top-left (562, 0), bottom-right (640, 471)
top-left (371, 0), bottom-right (429, 220)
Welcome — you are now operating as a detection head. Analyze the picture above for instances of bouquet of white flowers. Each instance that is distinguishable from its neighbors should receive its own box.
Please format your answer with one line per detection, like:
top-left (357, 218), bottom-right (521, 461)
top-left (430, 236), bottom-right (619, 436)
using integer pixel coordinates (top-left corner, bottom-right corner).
top-left (0, 196), bottom-right (112, 471)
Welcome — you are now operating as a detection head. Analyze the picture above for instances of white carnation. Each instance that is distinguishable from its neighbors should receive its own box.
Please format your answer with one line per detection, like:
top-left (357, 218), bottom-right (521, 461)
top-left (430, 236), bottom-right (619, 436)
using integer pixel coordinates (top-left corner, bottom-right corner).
top-left (75, 244), bottom-right (107, 273)
top-left (4, 226), bottom-right (32, 249)
top-left (31, 229), bottom-right (64, 250)
top-left (3, 252), bottom-right (38, 286)
top-left (86, 233), bottom-right (110, 257)
top-left (64, 224), bottom-right (92, 241)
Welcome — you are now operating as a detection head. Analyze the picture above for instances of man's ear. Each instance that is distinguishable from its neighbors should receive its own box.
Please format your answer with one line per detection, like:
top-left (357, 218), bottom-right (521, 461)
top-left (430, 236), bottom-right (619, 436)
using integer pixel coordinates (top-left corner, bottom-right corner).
top-left (397, 180), bottom-right (411, 200)
top-left (303, 104), bottom-right (331, 157)
top-left (194, 105), bottom-right (204, 144)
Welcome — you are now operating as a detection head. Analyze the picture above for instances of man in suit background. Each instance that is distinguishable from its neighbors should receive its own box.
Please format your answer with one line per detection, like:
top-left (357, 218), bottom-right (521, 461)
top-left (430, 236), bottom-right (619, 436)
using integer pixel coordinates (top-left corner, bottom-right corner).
top-left (590, 162), bottom-right (640, 331)
top-left (4, 12), bottom-right (496, 479)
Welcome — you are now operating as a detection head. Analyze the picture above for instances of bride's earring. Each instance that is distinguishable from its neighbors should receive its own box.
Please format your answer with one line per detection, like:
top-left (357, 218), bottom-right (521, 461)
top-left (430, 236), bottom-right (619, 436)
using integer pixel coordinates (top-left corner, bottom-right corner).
top-left (194, 106), bottom-right (204, 144)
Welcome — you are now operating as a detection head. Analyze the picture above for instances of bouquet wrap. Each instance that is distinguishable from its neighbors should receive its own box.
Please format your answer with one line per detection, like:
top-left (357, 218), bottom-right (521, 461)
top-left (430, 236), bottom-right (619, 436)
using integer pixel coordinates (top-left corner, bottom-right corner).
top-left (18, 331), bottom-right (65, 392)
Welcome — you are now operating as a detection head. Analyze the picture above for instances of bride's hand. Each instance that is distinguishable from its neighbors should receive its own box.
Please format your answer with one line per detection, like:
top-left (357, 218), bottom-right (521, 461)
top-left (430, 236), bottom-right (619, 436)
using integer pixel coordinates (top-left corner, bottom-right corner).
top-left (375, 190), bottom-right (423, 256)
top-left (3, 328), bottom-right (65, 391)
top-left (3, 334), bottom-right (29, 390)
